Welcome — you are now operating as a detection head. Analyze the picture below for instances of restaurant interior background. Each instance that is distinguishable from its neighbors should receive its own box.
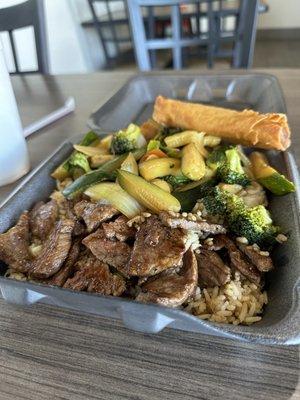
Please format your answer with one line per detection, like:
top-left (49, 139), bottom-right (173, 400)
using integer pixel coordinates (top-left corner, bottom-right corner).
top-left (0, 0), bottom-right (299, 75)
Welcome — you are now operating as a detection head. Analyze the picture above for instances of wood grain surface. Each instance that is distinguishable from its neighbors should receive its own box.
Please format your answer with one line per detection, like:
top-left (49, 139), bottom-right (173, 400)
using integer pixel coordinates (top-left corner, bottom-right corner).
top-left (0, 70), bottom-right (299, 400)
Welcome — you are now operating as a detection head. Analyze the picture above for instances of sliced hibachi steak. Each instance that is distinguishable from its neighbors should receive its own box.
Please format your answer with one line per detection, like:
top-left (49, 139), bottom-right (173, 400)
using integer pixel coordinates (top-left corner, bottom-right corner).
top-left (64, 254), bottom-right (125, 296)
top-left (214, 235), bottom-right (262, 284)
top-left (196, 249), bottom-right (231, 287)
top-left (42, 239), bottom-right (81, 287)
top-left (159, 211), bottom-right (226, 238)
top-left (237, 243), bottom-right (274, 272)
top-left (127, 216), bottom-right (187, 277)
top-left (102, 215), bottom-right (136, 242)
top-left (136, 248), bottom-right (198, 307)
top-left (82, 228), bottom-right (131, 274)
top-left (0, 212), bottom-right (31, 273)
top-left (29, 199), bottom-right (58, 240)
top-left (74, 200), bottom-right (119, 232)
top-left (30, 219), bottom-right (74, 279)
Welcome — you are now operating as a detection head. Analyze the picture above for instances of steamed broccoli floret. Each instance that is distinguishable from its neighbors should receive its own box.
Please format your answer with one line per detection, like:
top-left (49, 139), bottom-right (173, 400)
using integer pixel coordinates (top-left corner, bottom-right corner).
top-left (201, 187), bottom-right (244, 216)
top-left (207, 145), bottom-right (250, 187)
top-left (217, 148), bottom-right (251, 187)
top-left (228, 204), bottom-right (279, 247)
top-left (111, 124), bottom-right (146, 155)
top-left (69, 152), bottom-right (91, 174)
top-left (201, 188), bottom-right (278, 247)
top-left (164, 174), bottom-right (191, 189)
top-left (206, 145), bottom-right (233, 170)
top-left (202, 187), bottom-right (228, 215)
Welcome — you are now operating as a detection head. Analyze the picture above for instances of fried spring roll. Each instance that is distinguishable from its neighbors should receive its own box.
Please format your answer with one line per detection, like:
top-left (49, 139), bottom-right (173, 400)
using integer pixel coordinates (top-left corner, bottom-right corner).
top-left (153, 96), bottom-right (291, 151)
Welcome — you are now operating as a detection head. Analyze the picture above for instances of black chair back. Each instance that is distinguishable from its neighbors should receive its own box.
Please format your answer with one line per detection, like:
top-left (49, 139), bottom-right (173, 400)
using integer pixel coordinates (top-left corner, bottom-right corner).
top-left (0, 0), bottom-right (48, 74)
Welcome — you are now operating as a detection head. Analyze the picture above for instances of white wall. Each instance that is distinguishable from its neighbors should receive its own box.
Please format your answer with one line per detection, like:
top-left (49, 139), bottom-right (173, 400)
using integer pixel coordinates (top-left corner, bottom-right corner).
top-left (0, 0), bottom-right (91, 73)
top-left (258, 0), bottom-right (300, 29)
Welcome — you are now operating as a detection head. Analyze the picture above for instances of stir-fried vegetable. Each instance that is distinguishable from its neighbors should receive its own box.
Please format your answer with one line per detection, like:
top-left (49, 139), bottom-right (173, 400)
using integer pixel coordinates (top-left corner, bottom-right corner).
top-left (96, 134), bottom-right (113, 150)
top-left (147, 139), bottom-right (160, 151)
top-left (120, 152), bottom-right (139, 175)
top-left (250, 151), bottom-right (295, 195)
top-left (117, 170), bottom-right (181, 213)
top-left (217, 148), bottom-right (250, 187)
top-left (140, 118), bottom-right (165, 140)
top-left (85, 182), bottom-right (144, 218)
top-left (139, 157), bottom-right (181, 181)
top-left (163, 174), bottom-right (191, 190)
top-left (160, 145), bottom-right (182, 158)
top-left (200, 188), bottom-right (279, 248)
top-left (140, 149), bottom-right (167, 162)
top-left (206, 144), bottom-right (232, 170)
top-left (181, 143), bottom-right (206, 181)
top-left (151, 179), bottom-right (172, 192)
top-left (204, 135), bottom-right (221, 147)
top-left (164, 130), bottom-right (199, 148)
top-left (110, 123), bottom-right (146, 155)
top-left (54, 120), bottom-right (291, 252)
top-left (173, 178), bottom-right (217, 212)
top-left (68, 152), bottom-right (91, 174)
top-left (52, 131), bottom-right (98, 180)
top-left (63, 147), bottom-right (146, 198)
top-left (90, 154), bottom-right (115, 168)
top-left (228, 203), bottom-right (279, 248)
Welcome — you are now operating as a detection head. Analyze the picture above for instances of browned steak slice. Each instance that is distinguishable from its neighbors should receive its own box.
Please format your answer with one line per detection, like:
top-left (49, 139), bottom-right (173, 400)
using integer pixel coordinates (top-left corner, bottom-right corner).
top-left (202, 234), bottom-right (228, 251)
top-left (202, 234), bottom-right (262, 284)
top-left (82, 228), bottom-right (131, 274)
top-left (196, 249), bottom-right (231, 287)
top-left (218, 235), bottom-right (262, 284)
top-left (136, 248), bottom-right (198, 307)
top-left (159, 211), bottom-right (226, 238)
top-left (74, 200), bottom-right (119, 232)
top-left (30, 219), bottom-right (74, 279)
top-left (102, 215), bottom-right (136, 242)
top-left (127, 216), bottom-right (187, 277)
top-left (64, 255), bottom-right (125, 296)
top-left (237, 243), bottom-right (274, 272)
top-left (29, 200), bottom-right (58, 240)
top-left (0, 212), bottom-right (31, 273)
top-left (42, 239), bottom-right (81, 287)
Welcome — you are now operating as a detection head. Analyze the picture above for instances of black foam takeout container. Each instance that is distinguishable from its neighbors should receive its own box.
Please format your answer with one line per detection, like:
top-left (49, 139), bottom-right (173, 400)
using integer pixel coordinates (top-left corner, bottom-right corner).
top-left (0, 74), bottom-right (299, 344)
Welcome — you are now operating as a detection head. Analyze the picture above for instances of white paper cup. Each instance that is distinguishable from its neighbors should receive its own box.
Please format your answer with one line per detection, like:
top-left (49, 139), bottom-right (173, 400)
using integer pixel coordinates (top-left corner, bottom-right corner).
top-left (0, 39), bottom-right (30, 186)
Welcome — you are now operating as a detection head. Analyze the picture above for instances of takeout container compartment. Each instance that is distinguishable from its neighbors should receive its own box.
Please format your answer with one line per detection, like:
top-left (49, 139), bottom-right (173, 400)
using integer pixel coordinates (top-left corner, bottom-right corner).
top-left (0, 73), bottom-right (299, 344)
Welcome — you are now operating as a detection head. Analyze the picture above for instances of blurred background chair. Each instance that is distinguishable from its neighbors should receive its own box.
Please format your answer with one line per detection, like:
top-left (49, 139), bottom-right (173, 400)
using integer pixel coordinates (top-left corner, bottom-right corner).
top-left (86, 0), bottom-right (132, 69)
top-left (0, 0), bottom-right (48, 74)
top-left (126, 0), bottom-right (260, 71)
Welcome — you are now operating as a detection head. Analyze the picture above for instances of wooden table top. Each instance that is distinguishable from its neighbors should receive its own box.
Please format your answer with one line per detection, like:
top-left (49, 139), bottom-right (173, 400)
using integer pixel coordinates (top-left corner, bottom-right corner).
top-left (0, 69), bottom-right (299, 400)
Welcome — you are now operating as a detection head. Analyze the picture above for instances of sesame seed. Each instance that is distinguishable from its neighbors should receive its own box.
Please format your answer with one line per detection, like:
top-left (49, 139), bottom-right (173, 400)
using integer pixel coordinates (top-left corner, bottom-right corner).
top-left (259, 251), bottom-right (270, 257)
top-left (252, 243), bottom-right (260, 252)
top-left (195, 249), bottom-right (200, 254)
top-left (236, 236), bottom-right (249, 244)
top-left (276, 233), bottom-right (288, 243)
top-left (143, 212), bottom-right (151, 218)
top-left (182, 212), bottom-right (188, 217)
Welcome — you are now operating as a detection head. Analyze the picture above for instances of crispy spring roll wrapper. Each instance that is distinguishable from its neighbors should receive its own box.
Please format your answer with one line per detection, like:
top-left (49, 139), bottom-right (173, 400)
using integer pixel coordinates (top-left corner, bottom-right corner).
top-left (153, 96), bottom-right (291, 151)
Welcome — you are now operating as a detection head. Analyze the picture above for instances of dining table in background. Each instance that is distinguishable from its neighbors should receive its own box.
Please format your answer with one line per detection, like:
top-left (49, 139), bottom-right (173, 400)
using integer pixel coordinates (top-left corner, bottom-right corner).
top-left (0, 69), bottom-right (299, 400)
